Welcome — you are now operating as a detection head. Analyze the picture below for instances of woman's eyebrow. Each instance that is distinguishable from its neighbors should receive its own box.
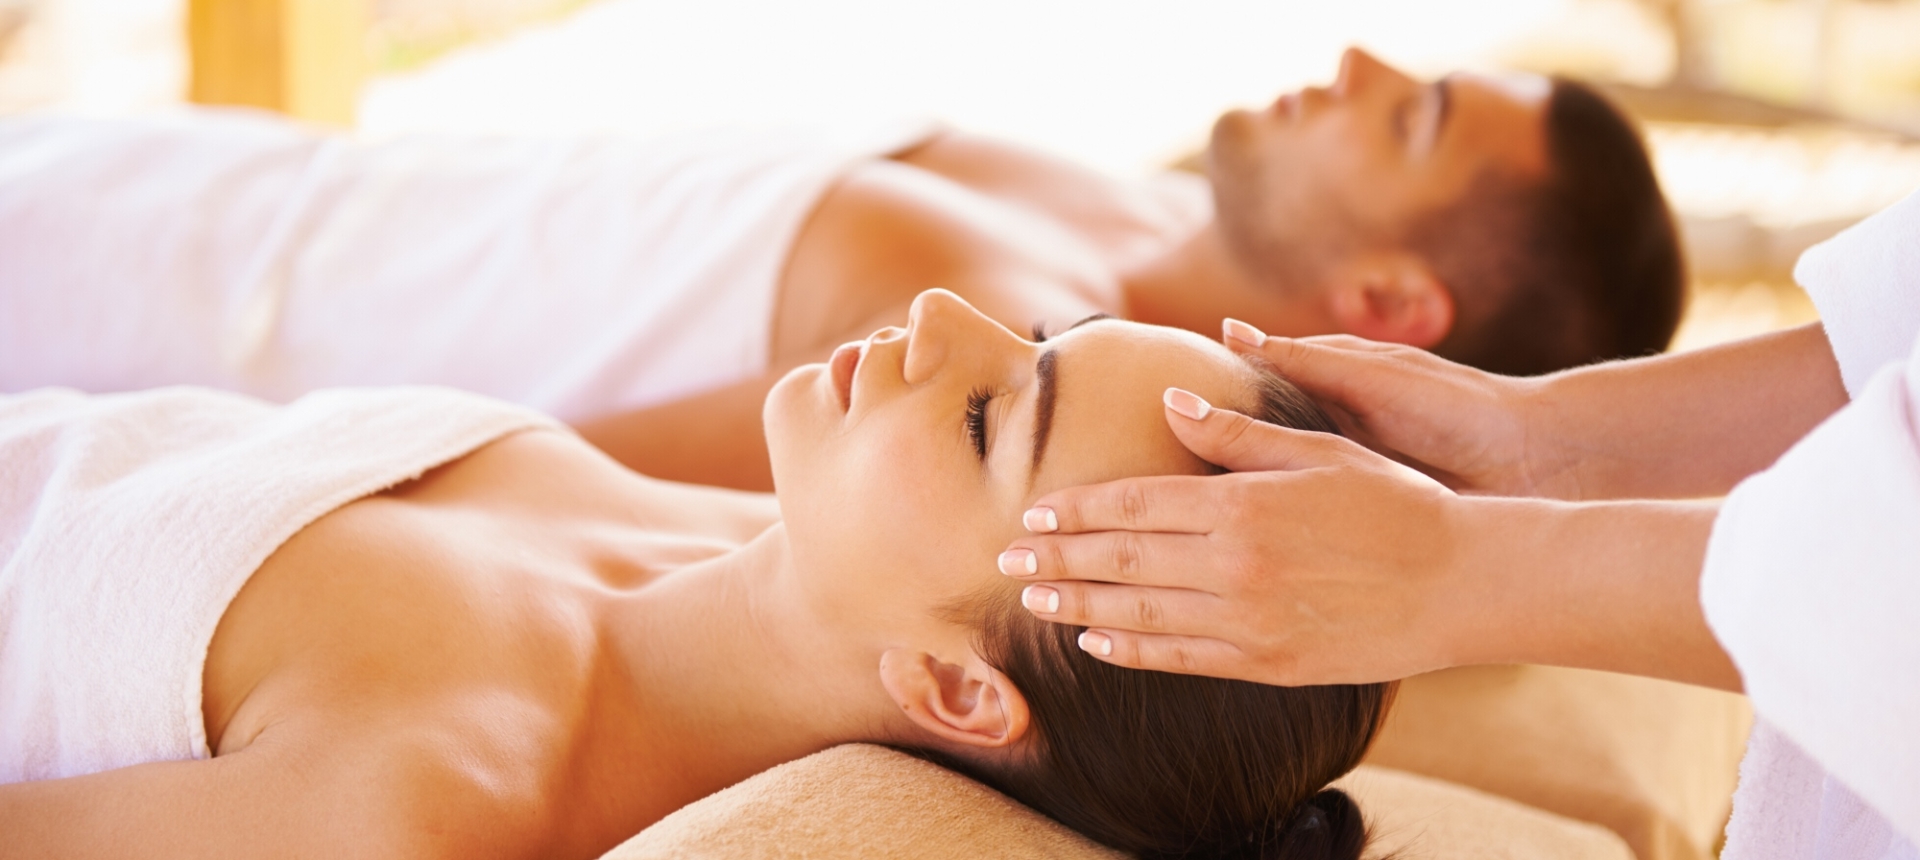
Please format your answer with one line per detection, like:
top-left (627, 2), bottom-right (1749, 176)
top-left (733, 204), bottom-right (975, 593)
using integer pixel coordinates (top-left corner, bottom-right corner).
top-left (1065, 312), bottom-right (1114, 333)
top-left (1029, 349), bottom-right (1060, 484)
top-left (1029, 314), bottom-right (1108, 485)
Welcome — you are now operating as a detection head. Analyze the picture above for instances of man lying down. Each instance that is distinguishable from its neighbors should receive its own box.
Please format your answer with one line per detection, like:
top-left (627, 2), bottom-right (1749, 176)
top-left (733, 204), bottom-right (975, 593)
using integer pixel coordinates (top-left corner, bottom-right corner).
top-left (0, 291), bottom-right (1394, 860)
top-left (0, 49), bottom-right (1682, 492)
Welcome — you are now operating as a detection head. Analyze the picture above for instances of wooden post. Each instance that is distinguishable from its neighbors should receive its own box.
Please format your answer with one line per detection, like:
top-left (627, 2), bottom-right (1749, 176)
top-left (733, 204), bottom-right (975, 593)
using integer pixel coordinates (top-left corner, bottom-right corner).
top-left (188, 0), bottom-right (368, 126)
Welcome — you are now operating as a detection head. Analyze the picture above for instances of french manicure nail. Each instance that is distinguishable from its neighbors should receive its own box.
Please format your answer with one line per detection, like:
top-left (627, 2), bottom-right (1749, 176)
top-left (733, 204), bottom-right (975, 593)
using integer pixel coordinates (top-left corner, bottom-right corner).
top-left (998, 549), bottom-right (1037, 577)
top-left (1078, 630), bottom-right (1113, 657)
top-left (1023, 506), bottom-right (1058, 533)
top-left (1163, 387), bottom-right (1211, 421)
top-left (1223, 318), bottom-right (1267, 347)
top-left (1022, 585), bottom-right (1060, 615)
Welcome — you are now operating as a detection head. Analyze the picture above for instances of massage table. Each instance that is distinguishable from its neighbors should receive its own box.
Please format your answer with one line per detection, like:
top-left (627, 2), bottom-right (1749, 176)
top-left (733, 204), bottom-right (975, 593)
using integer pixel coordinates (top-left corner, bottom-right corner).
top-left (602, 665), bottom-right (1750, 859)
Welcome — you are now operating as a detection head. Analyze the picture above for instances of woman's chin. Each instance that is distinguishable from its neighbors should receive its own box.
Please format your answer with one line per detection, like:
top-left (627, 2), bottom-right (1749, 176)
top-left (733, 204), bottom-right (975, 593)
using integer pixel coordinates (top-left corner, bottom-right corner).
top-left (762, 363), bottom-right (834, 492)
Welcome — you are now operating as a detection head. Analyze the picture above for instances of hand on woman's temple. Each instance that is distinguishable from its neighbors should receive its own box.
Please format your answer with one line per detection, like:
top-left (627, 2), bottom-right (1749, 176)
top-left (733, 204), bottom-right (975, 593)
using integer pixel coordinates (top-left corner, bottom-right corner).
top-left (1221, 321), bottom-right (1578, 499)
top-left (1001, 320), bottom-right (1743, 691)
top-left (1002, 388), bottom-right (1481, 687)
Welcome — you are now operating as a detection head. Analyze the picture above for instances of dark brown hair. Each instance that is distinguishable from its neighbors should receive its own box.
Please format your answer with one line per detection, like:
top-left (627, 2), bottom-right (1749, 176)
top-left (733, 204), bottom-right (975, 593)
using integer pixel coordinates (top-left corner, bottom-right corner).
top-left (1422, 77), bottom-right (1685, 377)
top-left (916, 367), bottom-right (1396, 860)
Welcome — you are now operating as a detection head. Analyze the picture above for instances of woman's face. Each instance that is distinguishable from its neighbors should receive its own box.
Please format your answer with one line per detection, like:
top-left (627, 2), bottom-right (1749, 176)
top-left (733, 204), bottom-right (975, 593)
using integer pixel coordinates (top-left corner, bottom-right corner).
top-left (764, 290), bottom-right (1256, 639)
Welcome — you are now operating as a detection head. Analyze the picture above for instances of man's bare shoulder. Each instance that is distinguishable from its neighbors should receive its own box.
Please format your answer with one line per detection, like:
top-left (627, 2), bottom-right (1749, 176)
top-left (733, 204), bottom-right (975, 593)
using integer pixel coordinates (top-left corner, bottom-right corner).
top-left (891, 130), bottom-right (1210, 247)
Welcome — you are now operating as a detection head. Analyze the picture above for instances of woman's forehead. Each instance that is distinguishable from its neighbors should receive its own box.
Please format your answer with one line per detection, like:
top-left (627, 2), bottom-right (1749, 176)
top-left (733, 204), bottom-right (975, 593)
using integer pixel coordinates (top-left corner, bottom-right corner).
top-left (1035, 320), bottom-right (1246, 492)
top-left (1060, 318), bottom-right (1238, 366)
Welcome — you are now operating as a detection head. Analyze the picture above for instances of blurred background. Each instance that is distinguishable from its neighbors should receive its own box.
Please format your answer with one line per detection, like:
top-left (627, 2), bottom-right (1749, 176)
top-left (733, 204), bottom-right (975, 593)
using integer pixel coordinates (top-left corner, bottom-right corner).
top-left (2, 0), bottom-right (1917, 349)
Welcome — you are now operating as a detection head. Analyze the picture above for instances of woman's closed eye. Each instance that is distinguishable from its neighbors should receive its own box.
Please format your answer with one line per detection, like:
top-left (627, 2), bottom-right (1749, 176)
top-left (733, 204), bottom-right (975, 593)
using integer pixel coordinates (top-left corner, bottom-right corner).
top-left (965, 386), bottom-right (995, 461)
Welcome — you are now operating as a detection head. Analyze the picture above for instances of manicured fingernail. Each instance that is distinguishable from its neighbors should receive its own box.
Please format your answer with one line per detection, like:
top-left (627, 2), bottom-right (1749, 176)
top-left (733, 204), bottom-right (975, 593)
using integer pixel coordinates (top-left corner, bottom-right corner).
top-left (1023, 506), bottom-right (1058, 533)
top-left (998, 549), bottom-right (1037, 577)
top-left (1022, 585), bottom-right (1059, 614)
top-left (1223, 318), bottom-right (1267, 347)
top-left (1163, 387), bottom-right (1210, 421)
top-left (1079, 630), bottom-right (1113, 656)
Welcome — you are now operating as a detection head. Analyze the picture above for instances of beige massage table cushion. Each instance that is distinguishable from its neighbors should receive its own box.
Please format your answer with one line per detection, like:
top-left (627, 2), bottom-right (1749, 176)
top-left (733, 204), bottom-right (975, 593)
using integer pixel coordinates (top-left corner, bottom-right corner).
top-left (1365, 665), bottom-right (1751, 860)
top-left (603, 664), bottom-right (1749, 859)
top-left (604, 743), bottom-right (1634, 860)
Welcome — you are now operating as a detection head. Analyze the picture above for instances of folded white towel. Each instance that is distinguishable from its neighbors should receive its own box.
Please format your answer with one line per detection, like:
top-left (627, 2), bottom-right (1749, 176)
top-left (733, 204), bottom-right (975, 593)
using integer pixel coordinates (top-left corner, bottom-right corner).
top-left (0, 385), bottom-right (556, 783)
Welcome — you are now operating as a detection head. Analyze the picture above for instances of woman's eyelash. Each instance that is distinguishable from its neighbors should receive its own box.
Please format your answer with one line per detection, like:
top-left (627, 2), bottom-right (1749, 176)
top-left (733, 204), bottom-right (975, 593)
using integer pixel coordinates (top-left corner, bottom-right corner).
top-left (1392, 97), bottom-right (1415, 142)
top-left (1030, 322), bottom-right (1050, 344)
top-left (965, 386), bottom-right (993, 460)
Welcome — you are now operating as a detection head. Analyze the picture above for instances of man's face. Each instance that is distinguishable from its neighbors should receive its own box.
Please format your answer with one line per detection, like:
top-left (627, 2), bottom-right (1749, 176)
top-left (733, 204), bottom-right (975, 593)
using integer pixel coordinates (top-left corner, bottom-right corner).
top-left (1208, 47), bottom-right (1551, 292)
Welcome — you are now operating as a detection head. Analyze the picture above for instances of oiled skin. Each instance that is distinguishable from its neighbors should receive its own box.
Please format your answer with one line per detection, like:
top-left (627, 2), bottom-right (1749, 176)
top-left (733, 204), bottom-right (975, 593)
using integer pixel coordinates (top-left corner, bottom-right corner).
top-left (0, 429), bottom-right (781, 860)
top-left (576, 132), bottom-right (1211, 490)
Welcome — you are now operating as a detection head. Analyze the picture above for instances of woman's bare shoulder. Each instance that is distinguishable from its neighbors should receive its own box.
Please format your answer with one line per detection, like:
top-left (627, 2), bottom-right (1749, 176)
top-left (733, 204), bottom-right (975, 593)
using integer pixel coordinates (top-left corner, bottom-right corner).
top-left (394, 428), bottom-right (778, 542)
top-left (0, 716), bottom-right (566, 860)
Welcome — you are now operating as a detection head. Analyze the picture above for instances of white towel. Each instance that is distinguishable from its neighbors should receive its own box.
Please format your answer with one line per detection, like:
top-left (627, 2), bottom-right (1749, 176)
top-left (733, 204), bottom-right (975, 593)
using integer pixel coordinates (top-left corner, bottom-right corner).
top-left (0, 385), bottom-right (556, 783)
top-left (0, 110), bottom-right (937, 420)
top-left (1701, 185), bottom-right (1920, 859)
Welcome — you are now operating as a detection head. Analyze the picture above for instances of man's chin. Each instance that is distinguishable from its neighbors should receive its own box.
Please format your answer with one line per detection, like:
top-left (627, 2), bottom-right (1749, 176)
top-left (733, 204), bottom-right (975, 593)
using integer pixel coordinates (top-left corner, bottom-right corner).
top-left (1204, 111), bottom-right (1265, 181)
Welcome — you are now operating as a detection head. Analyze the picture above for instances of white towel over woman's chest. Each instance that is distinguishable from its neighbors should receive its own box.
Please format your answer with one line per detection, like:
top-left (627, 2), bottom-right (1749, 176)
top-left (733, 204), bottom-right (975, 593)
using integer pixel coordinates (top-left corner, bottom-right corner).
top-left (0, 386), bottom-right (555, 782)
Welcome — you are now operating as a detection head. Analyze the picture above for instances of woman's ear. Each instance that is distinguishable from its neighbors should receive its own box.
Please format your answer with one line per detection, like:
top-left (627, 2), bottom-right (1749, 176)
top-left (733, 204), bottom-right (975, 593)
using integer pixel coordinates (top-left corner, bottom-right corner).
top-left (1324, 253), bottom-right (1455, 348)
top-left (878, 647), bottom-right (1030, 749)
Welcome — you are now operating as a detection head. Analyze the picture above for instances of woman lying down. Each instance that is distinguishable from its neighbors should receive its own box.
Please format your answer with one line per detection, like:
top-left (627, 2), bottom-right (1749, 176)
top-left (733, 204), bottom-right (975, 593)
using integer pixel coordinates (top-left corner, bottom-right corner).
top-left (0, 290), bottom-right (1392, 860)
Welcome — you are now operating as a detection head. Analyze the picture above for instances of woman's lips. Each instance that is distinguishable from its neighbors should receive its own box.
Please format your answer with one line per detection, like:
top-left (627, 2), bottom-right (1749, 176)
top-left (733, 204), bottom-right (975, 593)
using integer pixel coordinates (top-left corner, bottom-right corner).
top-left (1271, 91), bottom-right (1299, 120)
top-left (828, 340), bottom-right (865, 412)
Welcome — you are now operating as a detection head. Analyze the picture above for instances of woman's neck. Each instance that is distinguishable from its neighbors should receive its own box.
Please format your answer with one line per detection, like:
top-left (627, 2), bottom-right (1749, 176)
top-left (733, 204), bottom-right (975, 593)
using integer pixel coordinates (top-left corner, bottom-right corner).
top-left (601, 524), bottom-right (904, 806)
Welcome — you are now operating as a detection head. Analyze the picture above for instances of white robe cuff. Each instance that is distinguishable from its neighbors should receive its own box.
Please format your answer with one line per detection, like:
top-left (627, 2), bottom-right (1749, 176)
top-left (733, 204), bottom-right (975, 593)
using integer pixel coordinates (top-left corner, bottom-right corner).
top-left (1794, 186), bottom-right (1920, 397)
top-left (1702, 348), bottom-right (1920, 842)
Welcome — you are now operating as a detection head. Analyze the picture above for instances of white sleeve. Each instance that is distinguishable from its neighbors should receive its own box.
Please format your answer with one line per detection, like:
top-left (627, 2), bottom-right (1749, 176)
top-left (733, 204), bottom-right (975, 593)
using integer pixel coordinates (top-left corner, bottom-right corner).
top-left (1700, 184), bottom-right (1920, 840)
top-left (1793, 186), bottom-right (1920, 397)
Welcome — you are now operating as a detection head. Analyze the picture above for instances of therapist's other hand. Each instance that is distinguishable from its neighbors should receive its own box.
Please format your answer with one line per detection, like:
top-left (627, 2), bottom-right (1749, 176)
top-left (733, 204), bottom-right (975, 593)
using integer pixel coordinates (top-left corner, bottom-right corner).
top-left (1219, 320), bottom-right (1577, 499)
top-left (1004, 388), bottom-right (1478, 686)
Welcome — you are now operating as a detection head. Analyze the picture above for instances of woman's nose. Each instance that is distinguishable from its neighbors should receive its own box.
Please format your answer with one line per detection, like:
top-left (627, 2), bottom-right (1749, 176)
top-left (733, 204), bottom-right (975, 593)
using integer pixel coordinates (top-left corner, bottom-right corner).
top-left (902, 289), bottom-right (1007, 385)
top-left (1333, 46), bottom-right (1395, 98)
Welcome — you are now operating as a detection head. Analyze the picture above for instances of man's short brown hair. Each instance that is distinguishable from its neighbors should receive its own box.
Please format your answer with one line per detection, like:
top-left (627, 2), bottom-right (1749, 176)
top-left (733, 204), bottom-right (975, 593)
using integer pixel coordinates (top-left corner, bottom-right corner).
top-left (1420, 78), bottom-right (1685, 376)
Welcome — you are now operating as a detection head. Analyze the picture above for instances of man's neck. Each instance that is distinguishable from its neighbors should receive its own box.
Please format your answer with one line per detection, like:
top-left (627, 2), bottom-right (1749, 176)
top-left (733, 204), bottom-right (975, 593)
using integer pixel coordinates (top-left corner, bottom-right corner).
top-left (1119, 220), bottom-right (1334, 339)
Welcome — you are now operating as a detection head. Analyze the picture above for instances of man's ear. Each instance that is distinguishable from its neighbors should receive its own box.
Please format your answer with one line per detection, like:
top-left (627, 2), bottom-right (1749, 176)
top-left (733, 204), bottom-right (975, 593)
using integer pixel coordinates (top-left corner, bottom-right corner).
top-left (1324, 254), bottom-right (1455, 347)
top-left (878, 647), bottom-right (1030, 750)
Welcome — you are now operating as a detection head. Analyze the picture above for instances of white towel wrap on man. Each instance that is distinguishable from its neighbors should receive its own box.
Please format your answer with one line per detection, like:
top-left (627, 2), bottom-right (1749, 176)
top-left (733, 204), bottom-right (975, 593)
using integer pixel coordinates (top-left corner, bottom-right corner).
top-left (0, 111), bottom-right (936, 420)
top-left (1702, 185), bottom-right (1920, 860)
top-left (0, 386), bottom-right (557, 783)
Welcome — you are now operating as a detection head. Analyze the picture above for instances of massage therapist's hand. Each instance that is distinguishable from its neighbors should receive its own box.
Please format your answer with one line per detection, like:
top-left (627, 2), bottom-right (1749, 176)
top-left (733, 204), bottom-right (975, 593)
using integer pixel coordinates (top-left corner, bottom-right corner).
top-left (1003, 380), bottom-right (1741, 691)
top-left (1218, 320), bottom-right (1577, 499)
top-left (1001, 389), bottom-right (1487, 687)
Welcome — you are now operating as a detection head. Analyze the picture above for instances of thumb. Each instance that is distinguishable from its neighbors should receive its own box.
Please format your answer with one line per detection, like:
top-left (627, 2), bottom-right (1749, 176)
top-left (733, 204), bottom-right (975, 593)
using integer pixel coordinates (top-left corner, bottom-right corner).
top-left (1162, 388), bottom-right (1349, 473)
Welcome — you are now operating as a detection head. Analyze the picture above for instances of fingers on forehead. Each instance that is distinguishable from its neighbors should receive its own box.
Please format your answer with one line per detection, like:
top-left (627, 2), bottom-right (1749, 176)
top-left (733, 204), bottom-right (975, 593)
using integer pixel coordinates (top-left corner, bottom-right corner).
top-left (1037, 475), bottom-right (1224, 534)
